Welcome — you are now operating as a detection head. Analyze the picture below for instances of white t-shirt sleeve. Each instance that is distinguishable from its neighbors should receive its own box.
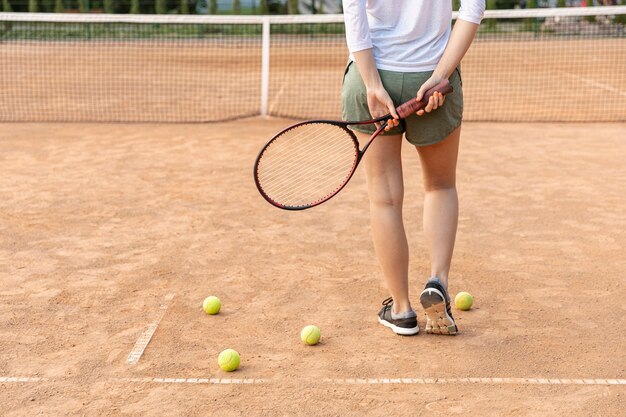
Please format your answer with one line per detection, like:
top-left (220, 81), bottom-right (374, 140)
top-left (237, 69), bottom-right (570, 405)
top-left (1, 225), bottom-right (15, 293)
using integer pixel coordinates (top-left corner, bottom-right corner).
top-left (342, 0), bottom-right (373, 53)
top-left (458, 0), bottom-right (485, 25)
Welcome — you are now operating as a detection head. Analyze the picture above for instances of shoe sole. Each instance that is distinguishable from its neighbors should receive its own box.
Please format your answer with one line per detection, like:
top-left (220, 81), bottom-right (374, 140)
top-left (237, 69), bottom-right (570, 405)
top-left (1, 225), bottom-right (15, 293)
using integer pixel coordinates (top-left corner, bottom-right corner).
top-left (377, 317), bottom-right (419, 336)
top-left (419, 287), bottom-right (458, 335)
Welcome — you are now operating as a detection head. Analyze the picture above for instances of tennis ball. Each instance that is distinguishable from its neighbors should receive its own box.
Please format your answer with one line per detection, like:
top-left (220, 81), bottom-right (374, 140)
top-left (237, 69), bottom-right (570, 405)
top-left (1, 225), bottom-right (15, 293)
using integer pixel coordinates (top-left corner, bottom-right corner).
top-left (300, 325), bottom-right (321, 345)
top-left (455, 292), bottom-right (474, 311)
top-left (218, 349), bottom-right (240, 372)
top-left (202, 296), bottom-right (221, 315)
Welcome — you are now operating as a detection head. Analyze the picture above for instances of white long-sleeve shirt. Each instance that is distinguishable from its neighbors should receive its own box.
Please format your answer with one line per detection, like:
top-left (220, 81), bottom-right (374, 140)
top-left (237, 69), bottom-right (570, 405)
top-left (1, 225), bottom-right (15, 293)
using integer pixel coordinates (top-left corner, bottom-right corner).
top-left (342, 0), bottom-right (485, 72)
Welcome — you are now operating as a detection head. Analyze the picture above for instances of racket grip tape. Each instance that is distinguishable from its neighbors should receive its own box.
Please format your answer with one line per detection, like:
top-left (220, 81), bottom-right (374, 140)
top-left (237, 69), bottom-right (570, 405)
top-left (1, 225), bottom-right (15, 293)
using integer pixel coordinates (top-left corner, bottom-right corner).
top-left (395, 79), bottom-right (453, 119)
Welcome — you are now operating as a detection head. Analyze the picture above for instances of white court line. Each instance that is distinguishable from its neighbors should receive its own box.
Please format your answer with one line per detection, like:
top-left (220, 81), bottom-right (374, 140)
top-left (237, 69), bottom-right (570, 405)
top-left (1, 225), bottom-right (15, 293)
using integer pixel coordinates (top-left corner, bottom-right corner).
top-left (268, 84), bottom-right (286, 115)
top-left (561, 72), bottom-right (626, 98)
top-left (126, 293), bottom-right (175, 365)
top-left (0, 377), bottom-right (47, 383)
top-left (2, 375), bottom-right (625, 386)
top-left (326, 377), bottom-right (626, 386)
top-left (115, 377), bottom-right (266, 385)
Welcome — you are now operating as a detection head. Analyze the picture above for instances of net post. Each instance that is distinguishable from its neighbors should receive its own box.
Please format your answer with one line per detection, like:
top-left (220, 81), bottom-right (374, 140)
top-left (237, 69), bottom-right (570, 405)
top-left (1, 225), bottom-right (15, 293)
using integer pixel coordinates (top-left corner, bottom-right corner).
top-left (260, 16), bottom-right (270, 118)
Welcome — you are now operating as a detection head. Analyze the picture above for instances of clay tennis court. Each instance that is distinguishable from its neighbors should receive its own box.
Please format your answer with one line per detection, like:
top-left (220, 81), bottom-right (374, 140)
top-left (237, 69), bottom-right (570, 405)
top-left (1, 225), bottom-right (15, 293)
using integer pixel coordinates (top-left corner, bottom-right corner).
top-left (2, 12), bottom-right (626, 416)
top-left (1, 119), bottom-right (625, 416)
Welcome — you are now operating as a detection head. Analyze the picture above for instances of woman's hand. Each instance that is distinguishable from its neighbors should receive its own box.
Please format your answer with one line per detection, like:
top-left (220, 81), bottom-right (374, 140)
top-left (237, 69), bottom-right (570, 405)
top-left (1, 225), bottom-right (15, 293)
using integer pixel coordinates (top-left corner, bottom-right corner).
top-left (415, 75), bottom-right (446, 116)
top-left (366, 87), bottom-right (399, 131)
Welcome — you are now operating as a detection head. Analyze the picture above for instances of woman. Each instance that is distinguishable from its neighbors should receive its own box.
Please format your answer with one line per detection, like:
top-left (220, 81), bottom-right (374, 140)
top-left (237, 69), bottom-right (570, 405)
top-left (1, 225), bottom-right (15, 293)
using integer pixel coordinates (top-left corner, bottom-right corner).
top-left (341, 1), bottom-right (484, 335)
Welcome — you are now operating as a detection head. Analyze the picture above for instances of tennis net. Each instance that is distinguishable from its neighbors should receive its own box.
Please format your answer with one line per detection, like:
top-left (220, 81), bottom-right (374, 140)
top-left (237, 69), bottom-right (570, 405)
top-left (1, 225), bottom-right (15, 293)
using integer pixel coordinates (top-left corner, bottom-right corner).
top-left (1, 7), bottom-right (625, 123)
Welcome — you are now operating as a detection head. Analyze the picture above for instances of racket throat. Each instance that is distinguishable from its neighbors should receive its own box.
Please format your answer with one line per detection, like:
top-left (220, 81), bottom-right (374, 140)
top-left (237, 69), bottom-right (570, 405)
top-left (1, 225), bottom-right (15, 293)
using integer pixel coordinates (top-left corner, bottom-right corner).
top-left (360, 120), bottom-right (389, 155)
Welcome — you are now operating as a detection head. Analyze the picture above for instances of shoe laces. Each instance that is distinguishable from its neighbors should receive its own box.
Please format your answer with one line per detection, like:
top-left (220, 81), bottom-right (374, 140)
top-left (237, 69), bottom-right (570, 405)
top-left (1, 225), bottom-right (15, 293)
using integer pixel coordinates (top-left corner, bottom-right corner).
top-left (381, 297), bottom-right (396, 315)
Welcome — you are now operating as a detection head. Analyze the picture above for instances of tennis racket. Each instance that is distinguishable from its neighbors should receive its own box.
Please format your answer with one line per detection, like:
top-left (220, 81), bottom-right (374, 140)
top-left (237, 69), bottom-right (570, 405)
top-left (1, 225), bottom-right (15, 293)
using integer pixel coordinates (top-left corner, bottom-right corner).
top-left (254, 79), bottom-right (453, 210)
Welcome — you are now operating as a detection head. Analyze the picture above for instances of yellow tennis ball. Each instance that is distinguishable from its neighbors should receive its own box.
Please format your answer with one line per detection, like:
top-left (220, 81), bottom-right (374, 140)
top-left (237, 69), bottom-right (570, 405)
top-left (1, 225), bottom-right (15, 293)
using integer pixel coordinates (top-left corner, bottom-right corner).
top-left (202, 296), bottom-right (221, 315)
top-left (455, 292), bottom-right (474, 311)
top-left (300, 325), bottom-right (321, 345)
top-left (218, 349), bottom-right (240, 372)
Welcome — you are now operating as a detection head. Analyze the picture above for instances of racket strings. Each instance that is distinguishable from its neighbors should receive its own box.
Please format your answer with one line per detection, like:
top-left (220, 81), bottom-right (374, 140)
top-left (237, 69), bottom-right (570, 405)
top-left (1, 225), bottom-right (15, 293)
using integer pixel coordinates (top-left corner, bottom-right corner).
top-left (260, 127), bottom-right (342, 180)
top-left (256, 123), bottom-right (359, 208)
top-left (263, 137), bottom-right (354, 196)
top-left (260, 125), bottom-right (355, 203)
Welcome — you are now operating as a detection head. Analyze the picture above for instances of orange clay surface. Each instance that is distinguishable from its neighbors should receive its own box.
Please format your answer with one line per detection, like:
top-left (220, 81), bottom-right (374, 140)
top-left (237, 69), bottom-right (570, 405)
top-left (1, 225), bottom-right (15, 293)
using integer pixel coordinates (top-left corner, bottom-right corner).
top-left (0, 120), bottom-right (625, 416)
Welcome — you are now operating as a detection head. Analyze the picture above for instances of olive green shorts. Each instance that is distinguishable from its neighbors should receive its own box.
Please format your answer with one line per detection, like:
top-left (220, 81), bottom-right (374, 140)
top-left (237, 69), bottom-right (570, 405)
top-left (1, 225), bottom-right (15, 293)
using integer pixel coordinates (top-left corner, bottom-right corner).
top-left (341, 61), bottom-right (463, 147)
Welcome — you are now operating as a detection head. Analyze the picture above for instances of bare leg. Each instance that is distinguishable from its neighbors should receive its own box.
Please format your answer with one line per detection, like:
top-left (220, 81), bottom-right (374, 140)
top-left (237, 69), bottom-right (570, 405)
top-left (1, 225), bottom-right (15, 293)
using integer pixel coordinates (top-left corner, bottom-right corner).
top-left (415, 126), bottom-right (461, 290)
top-left (359, 131), bottom-right (412, 314)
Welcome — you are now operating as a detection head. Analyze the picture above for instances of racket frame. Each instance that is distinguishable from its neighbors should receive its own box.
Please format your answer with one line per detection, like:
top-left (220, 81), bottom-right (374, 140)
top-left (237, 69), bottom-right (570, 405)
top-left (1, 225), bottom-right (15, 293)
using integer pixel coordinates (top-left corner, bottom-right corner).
top-left (253, 79), bottom-right (452, 210)
top-left (253, 118), bottom-right (389, 210)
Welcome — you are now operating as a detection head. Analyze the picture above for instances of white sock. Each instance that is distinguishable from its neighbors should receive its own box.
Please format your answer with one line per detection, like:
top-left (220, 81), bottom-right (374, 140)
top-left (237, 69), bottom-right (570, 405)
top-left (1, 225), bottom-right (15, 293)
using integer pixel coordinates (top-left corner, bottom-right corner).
top-left (391, 309), bottom-right (416, 320)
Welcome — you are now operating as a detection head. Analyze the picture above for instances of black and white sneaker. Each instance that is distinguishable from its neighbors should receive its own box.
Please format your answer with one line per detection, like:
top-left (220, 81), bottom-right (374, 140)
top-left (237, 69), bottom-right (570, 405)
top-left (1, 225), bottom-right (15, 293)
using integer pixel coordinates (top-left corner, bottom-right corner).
top-left (377, 297), bottom-right (419, 336)
top-left (419, 277), bottom-right (458, 335)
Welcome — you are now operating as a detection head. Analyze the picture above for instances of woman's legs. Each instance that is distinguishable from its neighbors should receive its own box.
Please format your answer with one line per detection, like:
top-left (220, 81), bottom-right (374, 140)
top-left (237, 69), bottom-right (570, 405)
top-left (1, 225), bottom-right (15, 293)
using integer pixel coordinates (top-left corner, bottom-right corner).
top-left (415, 126), bottom-right (461, 291)
top-left (359, 124), bottom-right (460, 330)
top-left (416, 126), bottom-right (461, 335)
top-left (359, 131), bottom-right (412, 314)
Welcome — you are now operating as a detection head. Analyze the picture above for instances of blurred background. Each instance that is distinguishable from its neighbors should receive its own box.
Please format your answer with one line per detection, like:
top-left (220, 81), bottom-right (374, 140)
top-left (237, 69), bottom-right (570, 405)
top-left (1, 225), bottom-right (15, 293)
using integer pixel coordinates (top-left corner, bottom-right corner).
top-left (2, 0), bottom-right (623, 15)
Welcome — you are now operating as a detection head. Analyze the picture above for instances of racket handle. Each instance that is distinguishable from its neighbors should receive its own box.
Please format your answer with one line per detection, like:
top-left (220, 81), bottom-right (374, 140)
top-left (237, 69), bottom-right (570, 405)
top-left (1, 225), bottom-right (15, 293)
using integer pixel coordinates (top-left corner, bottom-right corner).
top-left (395, 79), bottom-right (453, 119)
